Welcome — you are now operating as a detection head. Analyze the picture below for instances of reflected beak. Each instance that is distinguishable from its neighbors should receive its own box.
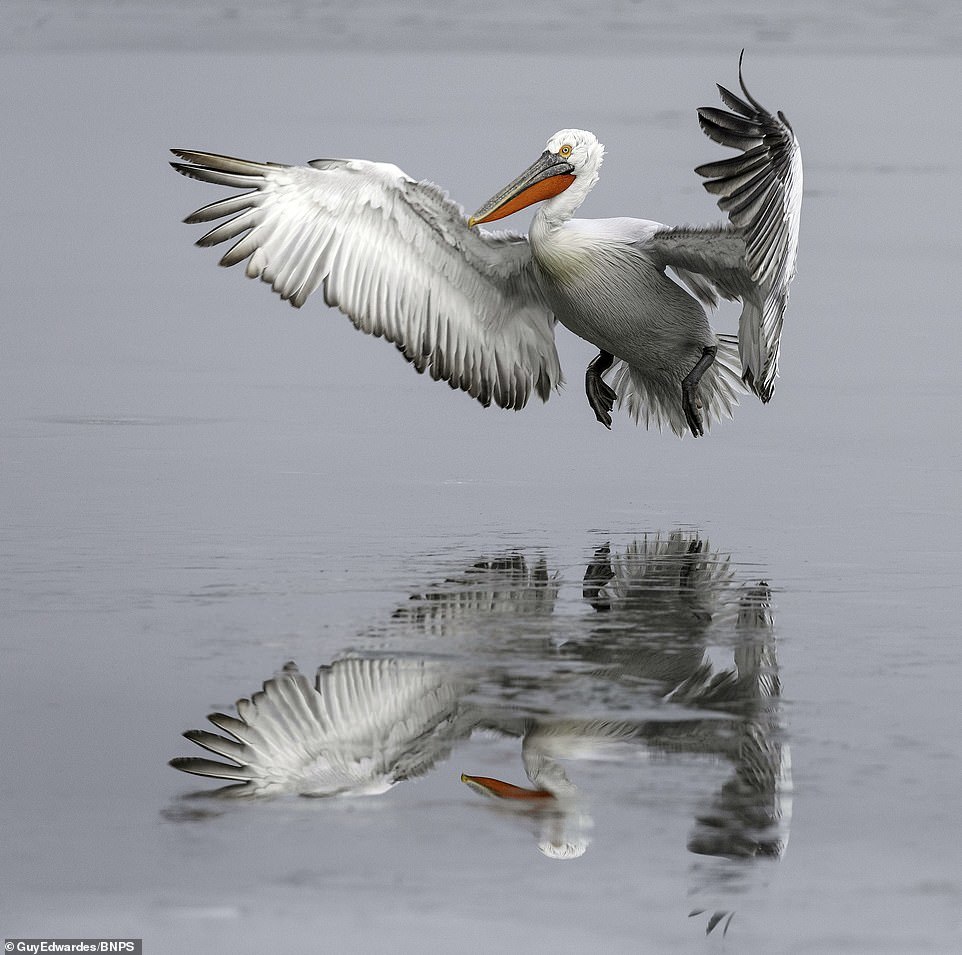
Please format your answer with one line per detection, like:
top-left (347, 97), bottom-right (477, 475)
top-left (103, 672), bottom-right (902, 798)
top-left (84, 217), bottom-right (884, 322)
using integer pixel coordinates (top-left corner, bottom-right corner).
top-left (460, 773), bottom-right (554, 801)
top-left (468, 151), bottom-right (576, 227)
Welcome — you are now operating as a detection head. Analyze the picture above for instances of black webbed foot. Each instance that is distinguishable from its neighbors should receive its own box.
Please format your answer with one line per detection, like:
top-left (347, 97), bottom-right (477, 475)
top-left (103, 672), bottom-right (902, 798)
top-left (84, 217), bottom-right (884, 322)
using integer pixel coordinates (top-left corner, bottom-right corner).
top-left (585, 350), bottom-right (617, 429)
top-left (681, 345), bottom-right (717, 438)
top-left (588, 376), bottom-right (618, 429)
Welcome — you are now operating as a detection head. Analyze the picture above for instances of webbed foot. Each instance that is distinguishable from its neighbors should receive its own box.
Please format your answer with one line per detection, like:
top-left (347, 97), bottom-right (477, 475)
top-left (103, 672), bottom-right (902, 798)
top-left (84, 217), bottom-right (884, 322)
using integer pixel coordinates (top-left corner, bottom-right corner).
top-left (682, 383), bottom-right (705, 437)
top-left (681, 345), bottom-right (717, 438)
top-left (585, 350), bottom-right (617, 429)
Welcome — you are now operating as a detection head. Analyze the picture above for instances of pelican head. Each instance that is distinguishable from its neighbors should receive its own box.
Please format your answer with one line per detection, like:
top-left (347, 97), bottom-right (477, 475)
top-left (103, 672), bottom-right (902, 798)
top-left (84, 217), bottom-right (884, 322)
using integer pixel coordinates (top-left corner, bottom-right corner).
top-left (460, 771), bottom-right (591, 860)
top-left (468, 129), bottom-right (605, 227)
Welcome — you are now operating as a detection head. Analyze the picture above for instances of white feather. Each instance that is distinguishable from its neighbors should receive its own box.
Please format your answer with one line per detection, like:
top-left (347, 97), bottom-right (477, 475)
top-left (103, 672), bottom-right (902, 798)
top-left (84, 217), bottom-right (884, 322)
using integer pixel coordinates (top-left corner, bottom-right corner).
top-left (171, 659), bottom-right (470, 796)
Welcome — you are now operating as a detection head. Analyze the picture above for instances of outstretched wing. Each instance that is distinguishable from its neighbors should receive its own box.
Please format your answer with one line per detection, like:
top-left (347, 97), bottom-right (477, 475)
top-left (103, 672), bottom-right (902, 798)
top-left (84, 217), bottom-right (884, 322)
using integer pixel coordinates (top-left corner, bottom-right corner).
top-left (645, 55), bottom-right (802, 402)
top-left (171, 150), bottom-right (561, 410)
top-left (169, 659), bottom-right (469, 795)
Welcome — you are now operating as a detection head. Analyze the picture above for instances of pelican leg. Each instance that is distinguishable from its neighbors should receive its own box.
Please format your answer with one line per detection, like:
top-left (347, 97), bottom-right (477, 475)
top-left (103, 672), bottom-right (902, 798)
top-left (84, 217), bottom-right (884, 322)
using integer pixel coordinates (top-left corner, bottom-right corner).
top-left (583, 543), bottom-right (615, 610)
top-left (586, 350), bottom-right (618, 429)
top-left (681, 345), bottom-right (717, 437)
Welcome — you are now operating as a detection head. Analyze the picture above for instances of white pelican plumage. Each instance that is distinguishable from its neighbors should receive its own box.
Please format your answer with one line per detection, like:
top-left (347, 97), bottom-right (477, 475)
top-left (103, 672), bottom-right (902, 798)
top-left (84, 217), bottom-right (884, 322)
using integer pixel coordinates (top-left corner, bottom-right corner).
top-left (170, 659), bottom-right (471, 796)
top-left (172, 53), bottom-right (801, 436)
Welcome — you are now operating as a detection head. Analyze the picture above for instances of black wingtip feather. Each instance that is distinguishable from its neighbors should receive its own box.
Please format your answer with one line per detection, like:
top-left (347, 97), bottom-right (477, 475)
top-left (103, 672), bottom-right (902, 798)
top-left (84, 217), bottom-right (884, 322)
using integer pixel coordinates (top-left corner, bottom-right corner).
top-left (168, 756), bottom-right (253, 781)
top-left (697, 115), bottom-right (763, 152)
top-left (737, 49), bottom-right (766, 114)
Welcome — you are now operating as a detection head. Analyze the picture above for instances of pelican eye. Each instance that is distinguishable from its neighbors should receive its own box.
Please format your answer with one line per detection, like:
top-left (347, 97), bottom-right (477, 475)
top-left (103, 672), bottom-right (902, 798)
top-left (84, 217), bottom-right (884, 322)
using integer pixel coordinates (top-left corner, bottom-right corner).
top-left (558, 144), bottom-right (573, 158)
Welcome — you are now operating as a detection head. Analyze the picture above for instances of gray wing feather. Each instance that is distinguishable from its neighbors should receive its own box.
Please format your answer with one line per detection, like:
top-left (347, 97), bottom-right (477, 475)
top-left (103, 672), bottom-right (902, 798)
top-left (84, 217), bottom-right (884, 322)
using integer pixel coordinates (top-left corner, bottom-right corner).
top-left (644, 56), bottom-right (802, 403)
top-left (694, 54), bottom-right (803, 401)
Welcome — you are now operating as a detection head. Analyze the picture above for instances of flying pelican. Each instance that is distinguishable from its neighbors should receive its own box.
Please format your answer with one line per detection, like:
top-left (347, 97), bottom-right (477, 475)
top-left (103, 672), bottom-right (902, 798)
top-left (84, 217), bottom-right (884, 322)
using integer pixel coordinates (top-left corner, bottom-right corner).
top-left (171, 54), bottom-right (800, 436)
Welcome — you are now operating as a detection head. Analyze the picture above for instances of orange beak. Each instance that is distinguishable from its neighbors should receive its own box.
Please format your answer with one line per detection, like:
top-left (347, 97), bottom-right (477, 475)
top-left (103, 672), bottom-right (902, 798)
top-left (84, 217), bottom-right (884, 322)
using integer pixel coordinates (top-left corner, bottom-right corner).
top-left (468, 150), bottom-right (576, 227)
top-left (460, 773), bottom-right (554, 801)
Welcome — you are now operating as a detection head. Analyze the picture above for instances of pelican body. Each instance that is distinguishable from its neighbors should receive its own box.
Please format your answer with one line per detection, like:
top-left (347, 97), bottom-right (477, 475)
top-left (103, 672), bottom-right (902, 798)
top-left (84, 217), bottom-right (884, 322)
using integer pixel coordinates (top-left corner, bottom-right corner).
top-left (172, 54), bottom-right (801, 437)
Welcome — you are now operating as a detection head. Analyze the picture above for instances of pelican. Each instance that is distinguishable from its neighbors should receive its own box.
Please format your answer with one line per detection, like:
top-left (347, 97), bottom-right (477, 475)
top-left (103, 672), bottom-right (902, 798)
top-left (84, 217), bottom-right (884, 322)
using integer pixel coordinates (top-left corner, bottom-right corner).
top-left (171, 54), bottom-right (800, 436)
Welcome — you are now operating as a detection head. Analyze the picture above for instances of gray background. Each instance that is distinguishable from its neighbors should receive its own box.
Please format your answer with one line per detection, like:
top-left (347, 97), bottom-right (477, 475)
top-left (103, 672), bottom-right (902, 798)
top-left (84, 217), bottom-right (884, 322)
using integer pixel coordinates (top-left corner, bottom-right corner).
top-left (2, 1), bottom-right (960, 952)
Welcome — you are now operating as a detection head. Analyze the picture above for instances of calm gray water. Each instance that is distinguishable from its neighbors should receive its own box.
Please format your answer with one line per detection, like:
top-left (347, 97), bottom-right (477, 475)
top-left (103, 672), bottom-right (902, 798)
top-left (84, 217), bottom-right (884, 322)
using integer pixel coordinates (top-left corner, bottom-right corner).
top-left (2, 2), bottom-right (960, 952)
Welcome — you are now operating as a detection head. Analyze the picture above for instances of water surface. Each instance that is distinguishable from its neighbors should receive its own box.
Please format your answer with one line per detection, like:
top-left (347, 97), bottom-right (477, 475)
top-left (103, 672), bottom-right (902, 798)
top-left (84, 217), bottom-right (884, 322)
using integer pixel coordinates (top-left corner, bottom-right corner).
top-left (2, 2), bottom-right (960, 951)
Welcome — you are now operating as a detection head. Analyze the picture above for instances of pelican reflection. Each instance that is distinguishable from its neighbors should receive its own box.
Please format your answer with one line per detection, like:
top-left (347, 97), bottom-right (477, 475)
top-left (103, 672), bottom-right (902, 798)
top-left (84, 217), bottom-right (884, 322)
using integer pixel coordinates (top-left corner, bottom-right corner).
top-left (171, 535), bottom-right (789, 935)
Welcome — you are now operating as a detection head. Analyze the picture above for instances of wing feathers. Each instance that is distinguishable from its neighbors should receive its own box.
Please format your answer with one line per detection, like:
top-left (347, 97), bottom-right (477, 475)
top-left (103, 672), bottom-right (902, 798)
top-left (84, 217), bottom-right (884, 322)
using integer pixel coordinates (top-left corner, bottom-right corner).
top-left (641, 58), bottom-right (801, 405)
top-left (171, 164), bottom-right (262, 190)
top-left (172, 151), bottom-right (561, 411)
top-left (182, 729), bottom-right (247, 762)
top-left (183, 191), bottom-right (261, 224)
top-left (697, 110), bottom-right (766, 152)
top-left (693, 56), bottom-right (802, 402)
top-left (195, 212), bottom-right (258, 247)
top-left (716, 82), bottom-right (762, 119)
top-left (169, 757), bottom-right (256, 781)
top-left (697, 149), bottom-right (772, 196)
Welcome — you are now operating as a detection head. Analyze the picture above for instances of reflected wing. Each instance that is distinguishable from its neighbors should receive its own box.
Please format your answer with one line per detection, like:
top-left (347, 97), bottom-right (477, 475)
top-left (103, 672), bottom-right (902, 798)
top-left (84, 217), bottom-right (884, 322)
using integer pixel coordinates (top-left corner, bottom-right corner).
top-left (606, 533), bottom-right (736, 614)
top-left (170, 659), bottom-right (467, 795)
top-left (171, 150), bottom-right (561, 410)
top-left (645, 57), bottom-right (802, 401)
top-left (393, 553), bottom-right (559, 636)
